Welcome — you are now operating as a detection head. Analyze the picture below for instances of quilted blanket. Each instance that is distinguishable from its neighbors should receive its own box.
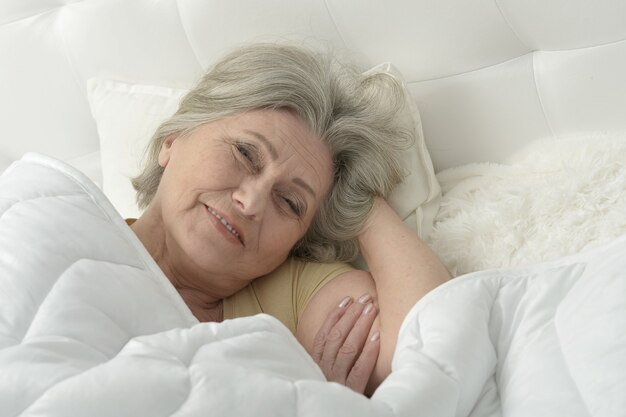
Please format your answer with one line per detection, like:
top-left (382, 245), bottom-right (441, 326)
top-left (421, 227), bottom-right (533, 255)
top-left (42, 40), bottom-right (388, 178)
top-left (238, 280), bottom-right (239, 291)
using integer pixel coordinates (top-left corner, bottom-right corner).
top-left (1, 154), bottom-right (624, 417)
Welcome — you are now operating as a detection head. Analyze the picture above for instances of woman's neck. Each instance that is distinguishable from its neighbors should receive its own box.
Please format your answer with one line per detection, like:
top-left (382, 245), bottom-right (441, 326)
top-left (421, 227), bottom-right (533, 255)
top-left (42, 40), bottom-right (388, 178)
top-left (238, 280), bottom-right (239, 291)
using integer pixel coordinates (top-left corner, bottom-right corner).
top-left (176, 287), bottom-right (224, 322)
top-left (129, 211), bottom-right (237, 322)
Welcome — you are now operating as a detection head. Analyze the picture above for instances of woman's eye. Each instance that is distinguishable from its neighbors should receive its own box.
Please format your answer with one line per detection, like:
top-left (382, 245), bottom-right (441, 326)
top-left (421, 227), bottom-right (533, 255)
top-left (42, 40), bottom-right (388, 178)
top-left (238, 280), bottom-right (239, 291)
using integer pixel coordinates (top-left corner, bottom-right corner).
top-left (236, 143), bottom-right (253, 161)
top-left (283, 196), bottom-right (303, 217)
top-left (235, 142), bottom-right (259, 169)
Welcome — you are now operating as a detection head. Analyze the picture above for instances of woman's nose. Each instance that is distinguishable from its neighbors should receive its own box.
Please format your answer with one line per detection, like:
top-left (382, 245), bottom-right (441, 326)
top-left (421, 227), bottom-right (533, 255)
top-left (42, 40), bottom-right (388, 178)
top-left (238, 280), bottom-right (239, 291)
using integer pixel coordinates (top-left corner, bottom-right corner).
top-left (232, 178), bottom-right (269, 220)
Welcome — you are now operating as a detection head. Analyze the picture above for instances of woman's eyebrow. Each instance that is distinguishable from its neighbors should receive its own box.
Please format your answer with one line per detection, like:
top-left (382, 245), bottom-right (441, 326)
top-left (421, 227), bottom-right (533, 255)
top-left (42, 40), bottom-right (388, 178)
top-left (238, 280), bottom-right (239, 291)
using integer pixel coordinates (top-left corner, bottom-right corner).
top-left (293, 177), bottom-right (316, 199)
top-left (244, 130), bottom-right (278, 160)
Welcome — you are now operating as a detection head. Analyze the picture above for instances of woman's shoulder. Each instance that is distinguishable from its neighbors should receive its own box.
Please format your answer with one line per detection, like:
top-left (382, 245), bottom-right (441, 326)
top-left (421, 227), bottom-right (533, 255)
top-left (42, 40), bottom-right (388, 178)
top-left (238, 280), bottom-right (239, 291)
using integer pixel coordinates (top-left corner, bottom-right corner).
top-left (225, 258), bottom-right (359, 333)
top-left (258, 257), bottom-right (356, 312)
top-left (261, 257), bottom-right (355, 283)
top-left (246, 258), bottom-right (356, 332)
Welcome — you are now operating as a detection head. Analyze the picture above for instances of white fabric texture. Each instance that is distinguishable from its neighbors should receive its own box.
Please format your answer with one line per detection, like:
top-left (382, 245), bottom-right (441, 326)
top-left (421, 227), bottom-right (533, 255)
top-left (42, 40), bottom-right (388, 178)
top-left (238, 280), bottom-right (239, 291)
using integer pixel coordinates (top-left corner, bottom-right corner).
top-left (1, 153), bottom-right (625, 416)
top-left (86, 64), bottom-right (441, 239)
top-left (429, 135), bottom-right (626, 276)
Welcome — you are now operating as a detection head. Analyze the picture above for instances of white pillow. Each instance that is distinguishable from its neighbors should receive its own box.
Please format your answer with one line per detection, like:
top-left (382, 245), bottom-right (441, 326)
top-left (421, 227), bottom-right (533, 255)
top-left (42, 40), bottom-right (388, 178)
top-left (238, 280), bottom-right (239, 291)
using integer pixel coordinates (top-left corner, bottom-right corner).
top-left (87, 68), bottom-right (440, 239)
top-left (87, 79), bottom-right (187, 219)
top-left (367, 63), bottom-right (441, 240)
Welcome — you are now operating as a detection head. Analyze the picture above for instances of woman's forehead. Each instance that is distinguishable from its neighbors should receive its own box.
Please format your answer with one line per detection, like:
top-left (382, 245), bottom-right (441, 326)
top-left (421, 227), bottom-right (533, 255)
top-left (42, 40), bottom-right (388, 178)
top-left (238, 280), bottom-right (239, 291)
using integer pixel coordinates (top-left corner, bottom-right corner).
top-left (211, 109), bottom-right (334, 198)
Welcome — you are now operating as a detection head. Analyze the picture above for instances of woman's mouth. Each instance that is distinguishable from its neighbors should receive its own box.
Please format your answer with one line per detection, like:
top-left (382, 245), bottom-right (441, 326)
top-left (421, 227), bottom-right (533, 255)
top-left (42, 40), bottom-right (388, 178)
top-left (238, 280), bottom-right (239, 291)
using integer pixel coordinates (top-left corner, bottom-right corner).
top-left (206, 205), bottom-right (244, 245)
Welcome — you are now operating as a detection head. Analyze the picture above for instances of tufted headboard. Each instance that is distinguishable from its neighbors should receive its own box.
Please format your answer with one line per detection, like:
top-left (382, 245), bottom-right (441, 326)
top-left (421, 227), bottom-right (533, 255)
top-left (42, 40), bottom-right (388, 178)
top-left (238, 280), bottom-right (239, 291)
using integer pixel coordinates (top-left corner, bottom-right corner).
top-left (2, 0), bottom-right (626, 184)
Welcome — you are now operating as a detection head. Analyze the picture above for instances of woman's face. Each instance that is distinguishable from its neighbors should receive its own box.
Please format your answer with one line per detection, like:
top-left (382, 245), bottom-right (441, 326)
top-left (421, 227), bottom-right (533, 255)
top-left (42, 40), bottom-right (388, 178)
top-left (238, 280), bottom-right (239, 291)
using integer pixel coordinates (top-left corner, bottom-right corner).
top-left (152, 109), bottom-right (333, 283)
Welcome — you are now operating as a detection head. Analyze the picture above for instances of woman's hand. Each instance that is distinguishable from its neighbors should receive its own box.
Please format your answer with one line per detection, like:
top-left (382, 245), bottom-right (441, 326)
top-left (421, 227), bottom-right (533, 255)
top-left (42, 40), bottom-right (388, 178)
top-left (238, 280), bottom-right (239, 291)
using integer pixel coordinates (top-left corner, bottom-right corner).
top-left (310, 294), bottom-right (380, 394)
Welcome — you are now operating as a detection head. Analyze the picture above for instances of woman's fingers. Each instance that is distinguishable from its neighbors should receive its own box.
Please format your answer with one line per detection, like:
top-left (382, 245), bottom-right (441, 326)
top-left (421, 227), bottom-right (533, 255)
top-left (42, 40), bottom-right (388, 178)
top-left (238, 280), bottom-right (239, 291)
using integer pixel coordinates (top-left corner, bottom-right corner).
top-left (346, 331), bottom-right (380, 394)
top-left (312, 293), bottom-right (380, 394)
top-left (331, 300), bottom-right (377, 376)
top-left (311, 296), bottom-right (352, 363)
top-left (319, 297), bottom-right (367, 367)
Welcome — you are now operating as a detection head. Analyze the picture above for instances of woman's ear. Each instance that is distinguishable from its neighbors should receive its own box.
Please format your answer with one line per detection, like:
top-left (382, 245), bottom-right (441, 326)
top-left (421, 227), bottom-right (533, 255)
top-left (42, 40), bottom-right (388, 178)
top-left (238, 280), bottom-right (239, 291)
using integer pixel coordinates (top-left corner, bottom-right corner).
top-left (158, 134), bottom-right (179, 168)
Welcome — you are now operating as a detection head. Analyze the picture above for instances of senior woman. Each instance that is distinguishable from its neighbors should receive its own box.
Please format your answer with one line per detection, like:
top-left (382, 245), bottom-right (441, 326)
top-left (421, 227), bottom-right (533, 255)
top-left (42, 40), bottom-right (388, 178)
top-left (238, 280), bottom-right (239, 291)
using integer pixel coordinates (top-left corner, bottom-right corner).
top-left (128, 43), bottom-right (450, 395)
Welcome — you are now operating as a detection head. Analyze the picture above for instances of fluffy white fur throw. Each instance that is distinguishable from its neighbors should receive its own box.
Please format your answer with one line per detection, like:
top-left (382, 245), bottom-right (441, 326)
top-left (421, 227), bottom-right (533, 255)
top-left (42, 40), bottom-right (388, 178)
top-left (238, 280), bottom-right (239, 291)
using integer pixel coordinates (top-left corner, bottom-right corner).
top-left (428, 135), bottom-right (626, 277)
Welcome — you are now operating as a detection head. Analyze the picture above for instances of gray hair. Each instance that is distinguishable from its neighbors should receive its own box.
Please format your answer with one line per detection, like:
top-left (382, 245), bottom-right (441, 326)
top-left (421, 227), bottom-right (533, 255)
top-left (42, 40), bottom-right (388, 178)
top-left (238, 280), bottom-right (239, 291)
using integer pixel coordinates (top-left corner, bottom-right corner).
top-left (132, 43), bottom-right (413, 263)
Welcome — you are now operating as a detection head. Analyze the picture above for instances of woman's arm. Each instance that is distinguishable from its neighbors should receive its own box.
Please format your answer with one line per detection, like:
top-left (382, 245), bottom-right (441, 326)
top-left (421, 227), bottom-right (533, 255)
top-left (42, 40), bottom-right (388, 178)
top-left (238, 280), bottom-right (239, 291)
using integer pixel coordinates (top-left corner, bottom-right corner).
top-left (297, 197), bottom-right (450, 394)
top-left (358, 197), bottom-right (451, 385)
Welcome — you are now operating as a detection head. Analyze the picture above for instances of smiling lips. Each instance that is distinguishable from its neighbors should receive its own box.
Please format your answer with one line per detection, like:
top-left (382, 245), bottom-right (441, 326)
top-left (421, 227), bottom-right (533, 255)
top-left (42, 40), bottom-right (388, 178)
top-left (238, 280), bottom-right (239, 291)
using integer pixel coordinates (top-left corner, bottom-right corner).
top-left (206, 205), bottom-right (243, 243)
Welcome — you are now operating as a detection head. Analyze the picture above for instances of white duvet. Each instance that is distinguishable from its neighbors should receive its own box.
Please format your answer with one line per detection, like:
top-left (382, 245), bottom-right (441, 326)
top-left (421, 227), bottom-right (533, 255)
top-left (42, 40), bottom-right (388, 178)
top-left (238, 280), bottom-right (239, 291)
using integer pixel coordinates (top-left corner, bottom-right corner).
top-left (1, 154), bottom-right (624, 417)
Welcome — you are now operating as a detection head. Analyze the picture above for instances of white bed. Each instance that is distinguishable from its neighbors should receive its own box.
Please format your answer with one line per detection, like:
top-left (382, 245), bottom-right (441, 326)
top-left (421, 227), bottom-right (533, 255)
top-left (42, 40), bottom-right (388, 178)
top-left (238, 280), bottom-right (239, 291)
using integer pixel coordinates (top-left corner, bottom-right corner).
top-left (1, 1), bottom-right (625, 416)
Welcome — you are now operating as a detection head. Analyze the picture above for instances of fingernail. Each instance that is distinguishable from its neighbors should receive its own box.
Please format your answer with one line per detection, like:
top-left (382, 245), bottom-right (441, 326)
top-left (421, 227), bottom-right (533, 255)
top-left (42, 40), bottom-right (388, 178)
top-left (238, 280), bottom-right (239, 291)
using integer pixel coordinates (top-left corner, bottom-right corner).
top-left (339, 296), bottom-right (352, 308)
top-left (358, 293), bottom-right (371, 304)
top-left (362, 303), bottom-right (374, 315)
top-left (370, 331), bottom-right (380, 342)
